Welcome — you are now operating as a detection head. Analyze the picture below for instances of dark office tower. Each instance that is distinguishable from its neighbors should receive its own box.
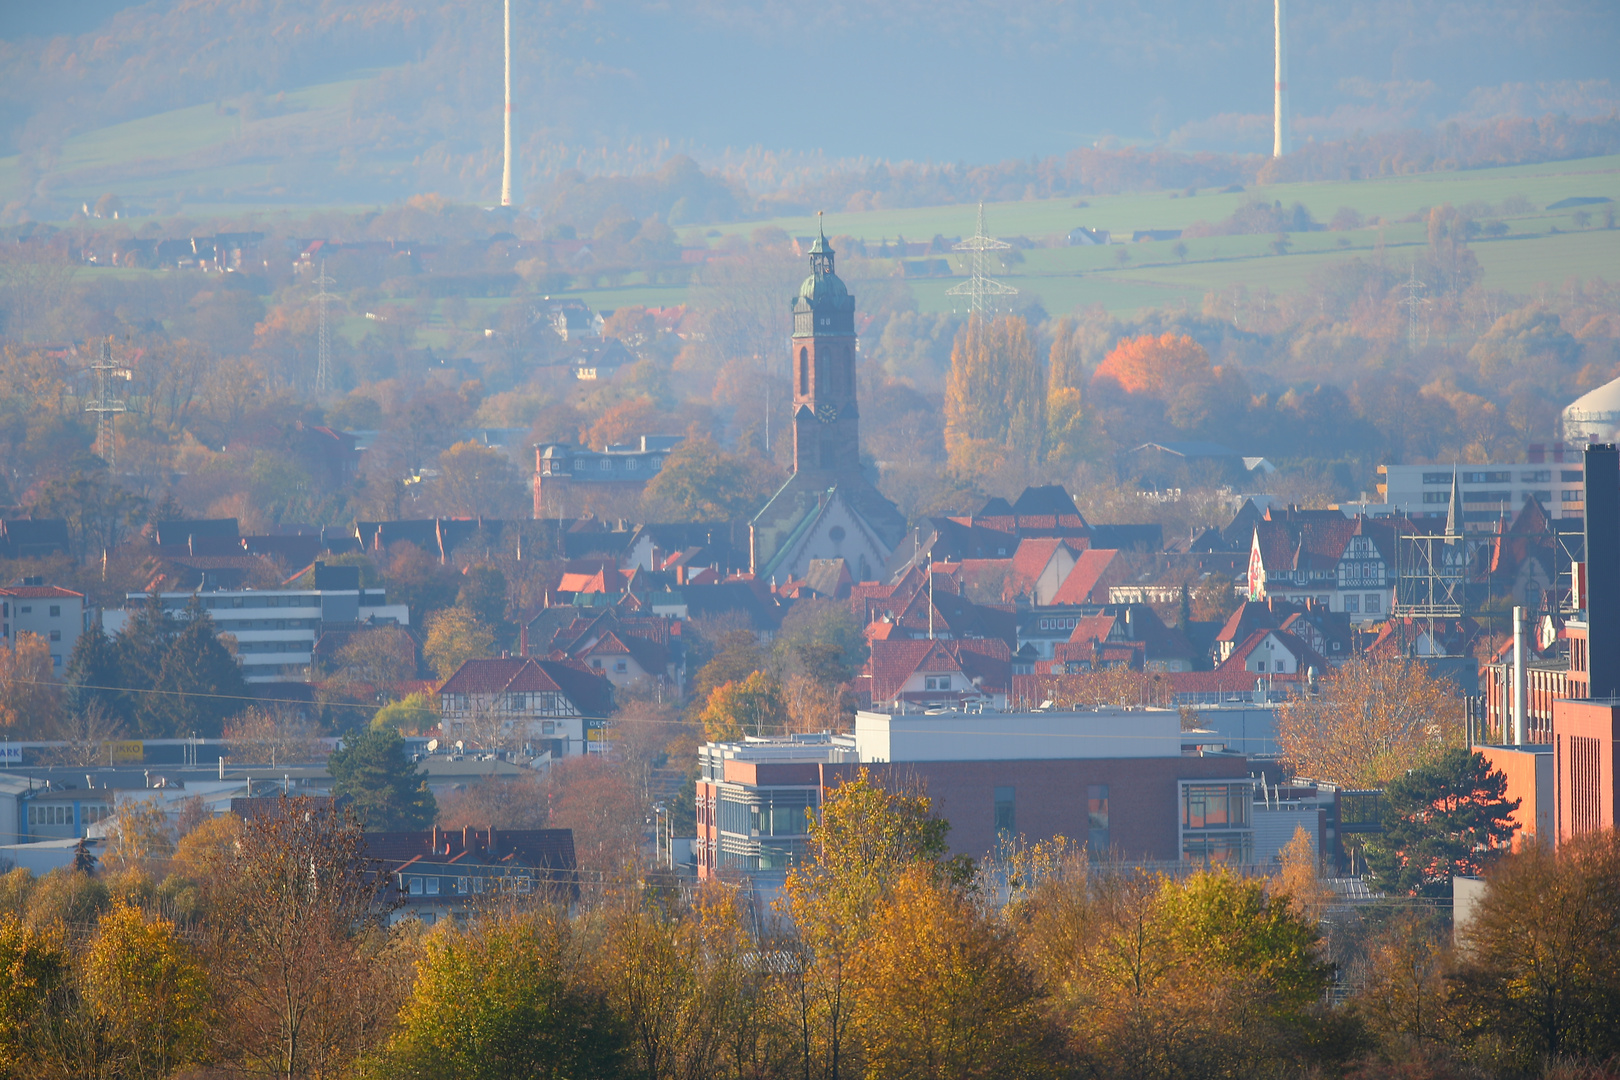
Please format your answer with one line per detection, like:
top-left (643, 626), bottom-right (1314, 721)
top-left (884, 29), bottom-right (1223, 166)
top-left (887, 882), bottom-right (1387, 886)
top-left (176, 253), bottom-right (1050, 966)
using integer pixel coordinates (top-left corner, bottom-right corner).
top-left (1584, 444), bottom-right (1619, 698)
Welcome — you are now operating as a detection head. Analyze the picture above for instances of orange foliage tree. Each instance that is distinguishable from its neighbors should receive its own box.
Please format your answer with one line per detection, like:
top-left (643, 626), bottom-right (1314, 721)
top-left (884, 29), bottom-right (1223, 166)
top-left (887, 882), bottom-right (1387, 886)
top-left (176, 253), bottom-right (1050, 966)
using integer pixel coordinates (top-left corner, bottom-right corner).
top-left (1091, 333), bottom-right (1211, 398)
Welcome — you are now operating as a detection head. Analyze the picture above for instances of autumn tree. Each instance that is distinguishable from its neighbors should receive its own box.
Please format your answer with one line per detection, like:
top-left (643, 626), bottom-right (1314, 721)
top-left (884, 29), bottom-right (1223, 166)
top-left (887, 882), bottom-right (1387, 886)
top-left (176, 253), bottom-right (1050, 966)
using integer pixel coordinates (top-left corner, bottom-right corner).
top-left (944, 314), bottom-right (1046, 470)
top-left (1091, 333), bottom-right (1212, 399)
top-left (208, 797), bottom-right (390, 1078)
top-left (1449, 830), bottom-right (1620, 1067)
top-left (1276, 656), bottom-right (1464, 789)
top-left (0, 631), bottom-right (61, 735)
top-left (81, 901), bottom-right (211, 1079)
top-left (424, 605), bottom-right (496, 680)
top-left (436, 440), bottom-right (526, 519)
top-left (854, 866), bottom-right (1061, 1080)
top-left (547, 755), bottom-right (644, 881)
top-left (641, 431), bottom-right (773, 522)
top-left (377, 910), bottom-right (626, 1080)
top-left (1363, 749), bottom-right (1519, 898)
top-left (0, 913), bottom-right (69, 1077)
top-left (699, 671), bottom-right (788, 742)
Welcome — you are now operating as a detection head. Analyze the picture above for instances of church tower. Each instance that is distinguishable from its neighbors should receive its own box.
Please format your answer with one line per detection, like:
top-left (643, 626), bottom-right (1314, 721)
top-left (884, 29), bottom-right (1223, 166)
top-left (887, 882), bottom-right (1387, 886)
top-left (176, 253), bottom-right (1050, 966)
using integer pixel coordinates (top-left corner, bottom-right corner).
top-left (750, 217), bottom-right (907, 582)
top-left (790, 221), bottom-right (860, 475)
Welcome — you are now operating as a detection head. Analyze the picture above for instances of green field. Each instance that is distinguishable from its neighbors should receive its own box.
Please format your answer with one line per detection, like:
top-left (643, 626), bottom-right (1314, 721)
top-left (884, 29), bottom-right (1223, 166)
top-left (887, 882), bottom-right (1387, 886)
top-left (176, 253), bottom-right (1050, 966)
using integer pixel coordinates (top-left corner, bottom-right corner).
top-left (9, 68), bottom-right (1618, 320)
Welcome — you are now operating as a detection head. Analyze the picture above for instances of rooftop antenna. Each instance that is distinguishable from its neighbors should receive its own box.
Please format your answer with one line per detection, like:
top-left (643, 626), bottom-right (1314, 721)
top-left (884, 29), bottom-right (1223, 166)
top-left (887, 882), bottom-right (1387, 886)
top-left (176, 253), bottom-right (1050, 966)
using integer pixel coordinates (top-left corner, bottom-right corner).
top-left (501, 0), bottom-right (514, 208)
top-left (1273, 0), bottom-right (1289, 158)
top-left (947, 203), bottom-right (1017, 317)
top-left (84, 337), bottom-right (127, 468)
top-left (313, 259), bottom-right (336, 395)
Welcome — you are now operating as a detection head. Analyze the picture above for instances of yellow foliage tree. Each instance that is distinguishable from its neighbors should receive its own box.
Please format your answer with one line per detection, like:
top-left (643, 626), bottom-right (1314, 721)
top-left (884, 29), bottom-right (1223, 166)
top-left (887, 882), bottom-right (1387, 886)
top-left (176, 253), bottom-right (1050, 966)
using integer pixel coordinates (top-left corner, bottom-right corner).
top-left (944, 314), bottom-right (1045, 469)
top-left (698, 670), bottom-right (787, 743)
top-left (854, 866), bottom-right (1060, 1080)
top-left (424, 606), bottom-right (496, 681)
top-left (1276, 656), bottom-right (1464, 789)
top-left (0, 631), bottom-right (61, 735)
top-left (83, 901), bottom-right (211, 1078)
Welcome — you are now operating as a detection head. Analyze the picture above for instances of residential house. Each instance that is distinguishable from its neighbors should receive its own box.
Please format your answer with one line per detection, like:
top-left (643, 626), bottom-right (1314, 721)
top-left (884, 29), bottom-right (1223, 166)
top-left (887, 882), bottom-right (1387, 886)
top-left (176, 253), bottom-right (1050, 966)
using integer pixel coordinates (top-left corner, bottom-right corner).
top-left (367, 825), bottom-right (578, 926)
top-left (861, 638), bottom-right (1012, 711)
top-left (436, 657), bottom-right (615, 758)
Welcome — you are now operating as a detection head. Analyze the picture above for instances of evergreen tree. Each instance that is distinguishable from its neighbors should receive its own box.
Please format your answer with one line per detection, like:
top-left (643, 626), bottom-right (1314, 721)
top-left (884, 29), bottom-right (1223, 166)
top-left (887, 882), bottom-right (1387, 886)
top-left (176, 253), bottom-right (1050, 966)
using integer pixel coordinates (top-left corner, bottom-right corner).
top-left (327, 726), bottom-right (437, 831)
top-left (64, 623), bottom-right (129, 725)
top-left (145, 599), bottom-right (249, 739)
top-left (116, 592), bottom-right (178, 704)
top-left (1364, 749), bottom-right (1520, 898)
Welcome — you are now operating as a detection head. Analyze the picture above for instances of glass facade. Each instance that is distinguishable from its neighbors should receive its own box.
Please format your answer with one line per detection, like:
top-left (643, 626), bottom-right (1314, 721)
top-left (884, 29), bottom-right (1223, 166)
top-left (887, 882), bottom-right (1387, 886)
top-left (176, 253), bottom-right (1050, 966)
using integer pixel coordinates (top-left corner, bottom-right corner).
top-left (1180, 781), bottom-right (1254, 863)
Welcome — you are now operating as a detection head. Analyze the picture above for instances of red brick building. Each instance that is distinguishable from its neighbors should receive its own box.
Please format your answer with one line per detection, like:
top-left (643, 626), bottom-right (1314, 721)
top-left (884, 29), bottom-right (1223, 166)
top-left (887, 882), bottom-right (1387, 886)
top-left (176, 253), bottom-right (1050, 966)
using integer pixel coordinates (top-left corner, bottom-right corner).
top-left (1554, 698), bottom-right (1620, 841)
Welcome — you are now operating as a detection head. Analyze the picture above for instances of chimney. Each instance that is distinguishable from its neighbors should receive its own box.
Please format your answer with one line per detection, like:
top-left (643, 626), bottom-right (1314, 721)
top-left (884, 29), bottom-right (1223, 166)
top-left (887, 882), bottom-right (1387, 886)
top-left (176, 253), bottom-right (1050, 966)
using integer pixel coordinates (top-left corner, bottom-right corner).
top-left (520, 623), bottom-right (529, 657)
top-left (431, 825), bottom-right (440, 852)
top-left (1511, 606), bottom-right (1526, 745)
top-left (1584, 444), bottom-right (1619, 698)
top-left (464, 824), bottom-right (473, 852)
top-left (676, 565), bottom-right (687, 586)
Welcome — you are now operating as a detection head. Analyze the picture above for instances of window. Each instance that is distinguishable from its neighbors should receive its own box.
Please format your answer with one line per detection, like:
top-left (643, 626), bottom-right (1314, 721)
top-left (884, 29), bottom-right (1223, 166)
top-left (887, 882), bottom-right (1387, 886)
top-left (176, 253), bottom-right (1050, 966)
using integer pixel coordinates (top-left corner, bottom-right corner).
top-left (1421, 472), bottom-right (1452, 485)
top-left (614, 660), bottom-right (628, 673)
top-left (1563, 490), bottom-right (1584, 503)
top-left (625, 458), bottom-right (638, 471)
top-left (1183, 783), bottom-right (1250, 830)
top-left (457, 876), bottom-right (469, 894)
top-left (1255, 660), bottom-right (1266, 671)
top-left (473, 877), bottom-right (485, 894)
top-left (408, 876), bottom-right (423, 895)
top-left (1422, 491), bottom-right (1450, 503)
top-left (49, 630), bottom-right (60, 641)
top-left (1462, 490), bottom-right (1512, 503)
top-left (827, 525), bottom-right (845, 542)
top-left (1562, 470), bottom-right (1584, 482)
top-left (19, 606), bottom-right (30, 614)
top-left (591, 658), bottom-right (603, 669)
top-left (600, 458), bottom-right (612, 471)
top-left (1344, 594), bottom-right (1359, 613)
top-left (1364, 594), bottom-right (1381, 613)
top-left (1462, 471), bottom-right (1510, 484)
top-left (1530, 490), bottom-right (1552, 503)
top-left (924, 675), bottom-right (951, 690)
top-left (48, 605), bottom-right (60, 617)
top-left (1520, 470), bottom-right (1551, 483)
top-left (993, 786), bottom-right (1015, 836)
top-left (426, 877), bottom-right (440, 895)
top-left (1087, 785), bottom-right (1109, 855)
top-left (798, 347), bottom-right (809, 395)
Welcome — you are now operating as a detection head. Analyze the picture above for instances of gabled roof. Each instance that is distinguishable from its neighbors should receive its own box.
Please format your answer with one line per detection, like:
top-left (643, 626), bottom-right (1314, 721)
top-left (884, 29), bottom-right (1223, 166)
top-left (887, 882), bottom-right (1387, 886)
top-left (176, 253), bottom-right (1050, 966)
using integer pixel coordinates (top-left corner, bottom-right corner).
top-left (1049, 548), bottom-right (1127, 605)
top-left (0, 584), bottom-right (83, 600)
top-left (865, 637), bottom-right (1012, 702)
top-left (1225, 628), bottom-right (1332, 673)
top-left (436, 657), bottom-right (614, 716)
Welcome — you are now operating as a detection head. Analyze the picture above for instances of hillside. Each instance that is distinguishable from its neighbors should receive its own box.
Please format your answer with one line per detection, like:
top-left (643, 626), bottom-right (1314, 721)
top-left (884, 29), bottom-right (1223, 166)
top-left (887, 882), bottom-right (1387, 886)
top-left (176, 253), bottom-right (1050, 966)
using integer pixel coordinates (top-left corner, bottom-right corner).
top-left (1, 0), bottom-right (1617, 219)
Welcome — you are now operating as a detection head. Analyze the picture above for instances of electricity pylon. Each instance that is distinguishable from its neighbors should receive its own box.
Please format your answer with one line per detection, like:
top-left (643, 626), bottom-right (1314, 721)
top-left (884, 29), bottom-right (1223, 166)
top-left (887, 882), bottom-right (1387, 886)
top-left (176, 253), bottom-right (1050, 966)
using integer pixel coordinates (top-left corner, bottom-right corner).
top-left (84, 337), bottom-right (127, 468)
top-left (313, 260), bottom-right (336, 394)
top-left (947, 202), bottom-right (1017, 317)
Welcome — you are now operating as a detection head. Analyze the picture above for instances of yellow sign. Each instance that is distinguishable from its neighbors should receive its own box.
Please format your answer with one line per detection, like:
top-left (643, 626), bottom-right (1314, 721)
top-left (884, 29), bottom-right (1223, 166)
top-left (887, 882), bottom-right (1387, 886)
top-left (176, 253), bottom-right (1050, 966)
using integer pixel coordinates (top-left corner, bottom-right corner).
top-left (102, 740), bottom-right (143, 764)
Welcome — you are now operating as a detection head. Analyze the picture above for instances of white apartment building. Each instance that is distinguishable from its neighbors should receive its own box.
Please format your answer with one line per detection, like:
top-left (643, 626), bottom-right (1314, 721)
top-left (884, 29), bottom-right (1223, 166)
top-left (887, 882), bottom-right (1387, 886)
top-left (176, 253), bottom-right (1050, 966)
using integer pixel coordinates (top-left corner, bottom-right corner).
top-left (1, 584), bottom-right (90, 672)
top-left (105, 587), bottom-right (408, 683)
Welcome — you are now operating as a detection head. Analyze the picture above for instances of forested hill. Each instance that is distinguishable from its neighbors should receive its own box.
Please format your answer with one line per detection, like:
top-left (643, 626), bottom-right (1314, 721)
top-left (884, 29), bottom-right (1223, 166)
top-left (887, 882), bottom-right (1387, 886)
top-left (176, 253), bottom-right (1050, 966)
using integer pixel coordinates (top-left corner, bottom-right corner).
top-left (0, 0), bottom-right (1616, 218)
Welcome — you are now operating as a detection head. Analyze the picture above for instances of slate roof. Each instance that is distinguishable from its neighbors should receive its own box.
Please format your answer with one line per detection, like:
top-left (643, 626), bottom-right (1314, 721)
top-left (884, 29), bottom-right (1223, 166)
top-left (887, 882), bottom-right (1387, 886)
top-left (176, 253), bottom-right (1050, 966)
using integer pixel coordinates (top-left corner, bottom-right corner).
top-left (750, 475), bottom-right (908, 582)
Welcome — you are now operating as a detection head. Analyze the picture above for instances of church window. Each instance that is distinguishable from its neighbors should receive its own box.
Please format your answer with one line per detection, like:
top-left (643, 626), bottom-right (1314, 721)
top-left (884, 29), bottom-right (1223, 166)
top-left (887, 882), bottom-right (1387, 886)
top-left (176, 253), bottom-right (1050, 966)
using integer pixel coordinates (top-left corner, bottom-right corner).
top-left (828, 526), bottom-right (845, 542)
top-left (798, 348), bottom-right (808, 395)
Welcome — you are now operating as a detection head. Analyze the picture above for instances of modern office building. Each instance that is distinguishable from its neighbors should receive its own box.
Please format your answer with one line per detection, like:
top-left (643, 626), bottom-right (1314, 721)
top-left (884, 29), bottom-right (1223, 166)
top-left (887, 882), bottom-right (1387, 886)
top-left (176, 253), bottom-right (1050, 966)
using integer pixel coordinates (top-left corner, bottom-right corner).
top-left (695, 707), bottom-right (1254, 880)
top-left (1370, 460), bottom-right (1586, 533)
top-left (105, 564), bottom-right (408, 683)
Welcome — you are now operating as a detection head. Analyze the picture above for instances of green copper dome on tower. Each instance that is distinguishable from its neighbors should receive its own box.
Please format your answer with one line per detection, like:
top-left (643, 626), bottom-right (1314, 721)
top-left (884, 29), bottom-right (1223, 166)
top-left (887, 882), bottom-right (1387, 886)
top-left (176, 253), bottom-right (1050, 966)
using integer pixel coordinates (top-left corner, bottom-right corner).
top-left (796, 214), bottom-right (854, 310)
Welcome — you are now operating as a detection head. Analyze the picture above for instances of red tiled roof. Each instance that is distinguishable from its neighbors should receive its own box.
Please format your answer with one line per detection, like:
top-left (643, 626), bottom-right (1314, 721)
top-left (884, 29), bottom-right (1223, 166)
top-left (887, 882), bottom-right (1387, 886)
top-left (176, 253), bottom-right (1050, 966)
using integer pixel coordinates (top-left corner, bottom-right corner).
top-left (1049, 548), bottom-right (1125, 605)
top-left (0, 585), bottom-right (82, 599)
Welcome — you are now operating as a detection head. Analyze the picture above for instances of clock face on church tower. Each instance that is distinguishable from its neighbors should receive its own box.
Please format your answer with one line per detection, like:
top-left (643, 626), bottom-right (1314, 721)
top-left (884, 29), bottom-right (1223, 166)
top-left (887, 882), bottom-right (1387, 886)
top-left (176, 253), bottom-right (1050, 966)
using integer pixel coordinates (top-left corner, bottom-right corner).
top-left (816, 403), bottom-right (839, 423)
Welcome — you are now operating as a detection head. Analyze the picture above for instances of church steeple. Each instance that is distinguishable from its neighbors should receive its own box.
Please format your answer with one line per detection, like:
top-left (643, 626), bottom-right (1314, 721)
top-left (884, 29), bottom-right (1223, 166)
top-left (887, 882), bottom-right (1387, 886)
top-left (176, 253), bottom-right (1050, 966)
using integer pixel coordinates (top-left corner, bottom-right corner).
top-left (790, 214), bottom-right (859, 475)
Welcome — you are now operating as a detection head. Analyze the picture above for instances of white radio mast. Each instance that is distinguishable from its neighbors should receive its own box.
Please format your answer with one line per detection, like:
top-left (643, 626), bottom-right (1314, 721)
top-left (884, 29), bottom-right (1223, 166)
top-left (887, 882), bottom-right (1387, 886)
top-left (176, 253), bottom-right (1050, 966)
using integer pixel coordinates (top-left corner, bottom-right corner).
top-left (501, 0), bottom-right (514, 207)
top-left (1273, 0), bottom-right (1290, 158)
